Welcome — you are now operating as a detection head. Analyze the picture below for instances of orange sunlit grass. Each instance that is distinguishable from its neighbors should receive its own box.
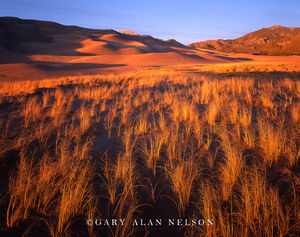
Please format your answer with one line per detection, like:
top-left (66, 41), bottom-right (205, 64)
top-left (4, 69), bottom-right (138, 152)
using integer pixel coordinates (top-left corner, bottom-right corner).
top-left (0, 67), bottom-right (299, 236)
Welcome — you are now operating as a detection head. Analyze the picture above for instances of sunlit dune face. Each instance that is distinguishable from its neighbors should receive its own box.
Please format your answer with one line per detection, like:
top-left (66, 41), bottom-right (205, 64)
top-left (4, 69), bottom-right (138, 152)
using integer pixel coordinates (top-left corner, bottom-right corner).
top-left (100, 34), bottom-right (147, 47)
top-left (76, 34), bottom-right (148, 55)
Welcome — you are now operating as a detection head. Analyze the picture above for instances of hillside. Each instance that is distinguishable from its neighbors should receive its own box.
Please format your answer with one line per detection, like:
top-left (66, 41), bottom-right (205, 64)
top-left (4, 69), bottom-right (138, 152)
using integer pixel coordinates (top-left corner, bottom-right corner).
top-left (189, 25), bottom-right (300, 55)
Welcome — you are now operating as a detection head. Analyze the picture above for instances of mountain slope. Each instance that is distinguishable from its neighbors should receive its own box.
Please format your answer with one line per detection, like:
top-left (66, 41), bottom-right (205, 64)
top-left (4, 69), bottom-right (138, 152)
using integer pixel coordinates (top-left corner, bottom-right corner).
top-left (189, 25), bottom-right (300, 55)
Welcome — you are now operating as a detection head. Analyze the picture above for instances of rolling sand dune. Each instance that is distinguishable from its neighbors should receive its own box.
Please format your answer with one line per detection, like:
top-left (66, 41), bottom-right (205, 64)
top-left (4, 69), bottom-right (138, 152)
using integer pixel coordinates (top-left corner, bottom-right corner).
top-left (0, 17), bottom-right (299, 81)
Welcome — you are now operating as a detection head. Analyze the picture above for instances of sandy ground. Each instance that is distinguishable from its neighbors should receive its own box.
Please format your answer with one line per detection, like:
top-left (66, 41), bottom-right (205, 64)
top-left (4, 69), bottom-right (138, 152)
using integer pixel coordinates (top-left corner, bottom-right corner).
top-left (0, 32), bottom-right (299, 81)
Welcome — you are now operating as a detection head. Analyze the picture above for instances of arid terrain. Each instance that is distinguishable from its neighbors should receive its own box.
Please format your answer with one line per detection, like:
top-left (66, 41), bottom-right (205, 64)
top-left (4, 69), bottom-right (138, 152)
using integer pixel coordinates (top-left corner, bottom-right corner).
top-left (189, 25), bottom-right (300, 56)
top-left (1, 17), bottom-right (299, 81)
top-left (0, 17), bottom-right (299, 237)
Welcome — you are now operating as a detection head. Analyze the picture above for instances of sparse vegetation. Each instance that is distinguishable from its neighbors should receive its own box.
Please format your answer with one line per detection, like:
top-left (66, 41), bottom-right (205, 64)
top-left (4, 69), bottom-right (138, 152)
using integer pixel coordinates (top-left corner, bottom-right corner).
top-left (0, 68), bottom-right (299, 236)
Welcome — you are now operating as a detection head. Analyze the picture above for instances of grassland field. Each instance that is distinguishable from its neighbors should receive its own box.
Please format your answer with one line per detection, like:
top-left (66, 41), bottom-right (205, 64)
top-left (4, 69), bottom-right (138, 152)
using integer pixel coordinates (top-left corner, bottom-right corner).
top-left (0, 64), bottom-right (299, 237)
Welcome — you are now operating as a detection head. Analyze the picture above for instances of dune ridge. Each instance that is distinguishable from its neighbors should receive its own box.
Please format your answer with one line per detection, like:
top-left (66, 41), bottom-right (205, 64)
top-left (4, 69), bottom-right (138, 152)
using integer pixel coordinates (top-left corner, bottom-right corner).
top-left (0, 17), bottom-right (299, 81)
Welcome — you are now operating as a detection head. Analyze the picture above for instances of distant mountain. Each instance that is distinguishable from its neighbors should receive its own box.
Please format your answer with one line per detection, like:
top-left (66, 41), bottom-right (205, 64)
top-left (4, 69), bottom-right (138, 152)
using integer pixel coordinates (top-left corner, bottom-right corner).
top-left (189, 25), bottom-right (300, 55)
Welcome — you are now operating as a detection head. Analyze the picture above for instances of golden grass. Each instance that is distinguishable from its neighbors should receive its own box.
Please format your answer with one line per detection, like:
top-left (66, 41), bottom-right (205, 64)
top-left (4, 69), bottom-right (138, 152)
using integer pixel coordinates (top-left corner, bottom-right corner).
top-left (158, 62), bottom-right (300, 74)
top-left (257, 118), bottom-right (286, 165)
top-left (167, 159), bottom-right (198, 216)
top-left (139, 132), bottom-right (164, 176)
top-left (0, 68), bottom-right (299, 236)
top-left (218, 127), bottom-right (243, 201)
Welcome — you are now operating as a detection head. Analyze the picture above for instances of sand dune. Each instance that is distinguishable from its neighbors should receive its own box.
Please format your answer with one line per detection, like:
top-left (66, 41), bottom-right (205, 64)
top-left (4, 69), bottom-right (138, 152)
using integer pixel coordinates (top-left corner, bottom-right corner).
top-left (0, 17), bottom-right (299, 81)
